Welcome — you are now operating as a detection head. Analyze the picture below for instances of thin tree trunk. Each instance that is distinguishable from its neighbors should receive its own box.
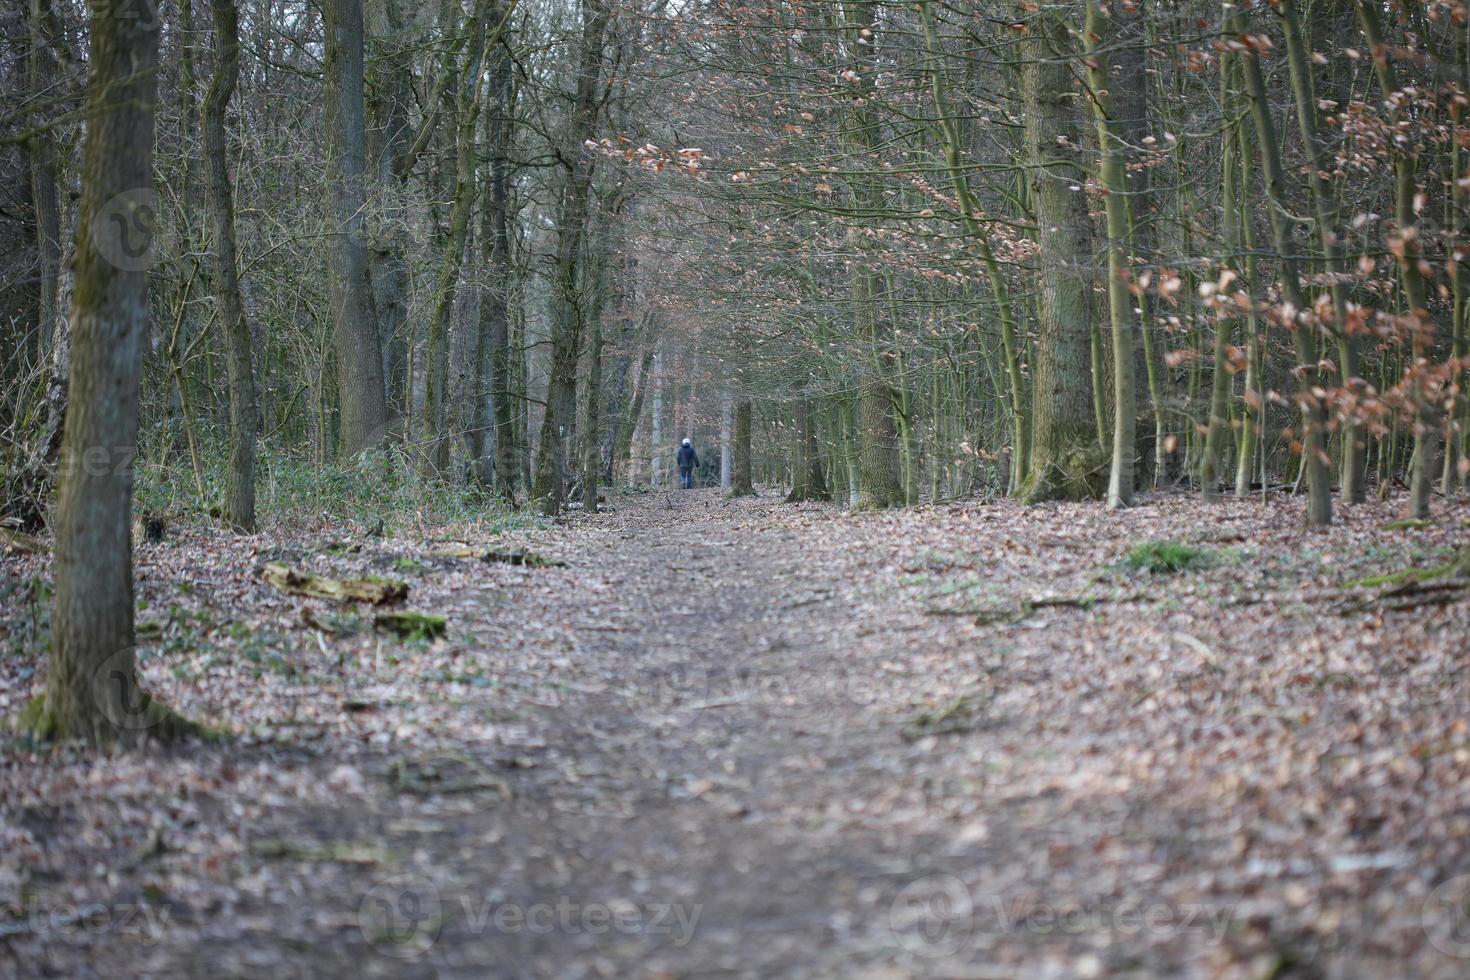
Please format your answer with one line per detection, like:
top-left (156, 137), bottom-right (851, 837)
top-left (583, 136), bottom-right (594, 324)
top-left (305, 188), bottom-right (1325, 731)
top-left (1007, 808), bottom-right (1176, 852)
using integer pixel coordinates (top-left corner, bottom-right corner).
top-left (474, 16), bottom-right (518, 499)
top-left (203, 0), bottom-right (257, 532)
top-left (720, 394), bottom-right (733, 489)
top-left (1355, 0), bottom-right (1437, 519)
top-left (1202, 50), bottom-right (1242, 500)
top-left (1278, 0), bottom-right (1364, 504)
top-left (1234, 112), bottom-right (1266, 497)
top-left (1235, 1), bottom-right (1332, 526)
top-left (581, 311), bottom-right (602, 512)
top-left (26, 0), bottom-right (62, 364)
top-left (1085, 0), bottom-right (1138, 508)
top-left (650, 350), bottom-right (664, 488)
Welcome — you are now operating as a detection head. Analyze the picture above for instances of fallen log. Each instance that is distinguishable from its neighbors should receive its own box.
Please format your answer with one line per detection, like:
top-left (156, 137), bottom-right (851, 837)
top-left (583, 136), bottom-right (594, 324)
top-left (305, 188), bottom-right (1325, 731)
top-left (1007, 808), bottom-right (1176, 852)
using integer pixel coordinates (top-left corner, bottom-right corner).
top-left (0, 526), bottom-right (46, 555)
top-left (261, 562), bottom-right (408, 604)
top-left (428, 545), bottom-right (565, 568)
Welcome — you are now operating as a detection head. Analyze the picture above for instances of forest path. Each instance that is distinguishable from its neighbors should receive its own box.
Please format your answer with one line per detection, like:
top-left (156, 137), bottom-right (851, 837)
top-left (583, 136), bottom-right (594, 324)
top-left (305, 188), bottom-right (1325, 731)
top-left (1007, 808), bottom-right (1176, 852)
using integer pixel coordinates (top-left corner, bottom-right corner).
top-left (8, 490), bottom-right (1470, 978)
top-left (369, 486), bottom-right (993, 978)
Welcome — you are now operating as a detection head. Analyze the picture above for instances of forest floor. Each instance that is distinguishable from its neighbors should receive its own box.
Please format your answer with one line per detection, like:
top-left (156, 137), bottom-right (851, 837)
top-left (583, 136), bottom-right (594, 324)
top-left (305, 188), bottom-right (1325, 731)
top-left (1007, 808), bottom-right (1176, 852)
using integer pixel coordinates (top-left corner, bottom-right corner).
top-left (4, 487), bottom-right (1470, 978)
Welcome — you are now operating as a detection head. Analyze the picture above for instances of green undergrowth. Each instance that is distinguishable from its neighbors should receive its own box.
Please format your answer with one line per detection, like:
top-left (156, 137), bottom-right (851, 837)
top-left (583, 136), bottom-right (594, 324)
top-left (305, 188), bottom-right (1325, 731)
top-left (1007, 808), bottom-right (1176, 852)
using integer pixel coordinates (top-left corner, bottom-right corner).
top-left (1123, 540), bottom-right (1216, 575)
top-left (134, 446), bottom-right (535, 533)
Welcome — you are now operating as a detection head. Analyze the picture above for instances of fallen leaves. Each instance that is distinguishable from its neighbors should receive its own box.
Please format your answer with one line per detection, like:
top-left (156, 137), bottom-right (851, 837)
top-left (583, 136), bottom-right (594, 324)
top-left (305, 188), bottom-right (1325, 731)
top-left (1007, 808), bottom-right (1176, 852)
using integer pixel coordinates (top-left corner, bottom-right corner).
top-left (4, 489), bottom-right (1470, 977)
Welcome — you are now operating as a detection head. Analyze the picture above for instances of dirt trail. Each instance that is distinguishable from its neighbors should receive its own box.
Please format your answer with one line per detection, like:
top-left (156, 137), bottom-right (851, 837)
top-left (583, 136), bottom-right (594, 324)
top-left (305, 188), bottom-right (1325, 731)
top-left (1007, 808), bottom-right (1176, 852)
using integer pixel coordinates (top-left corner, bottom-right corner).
top-left (351, 489), bottom-right (979, 979)
top-left (7, 489), bottom-right (1470, 978)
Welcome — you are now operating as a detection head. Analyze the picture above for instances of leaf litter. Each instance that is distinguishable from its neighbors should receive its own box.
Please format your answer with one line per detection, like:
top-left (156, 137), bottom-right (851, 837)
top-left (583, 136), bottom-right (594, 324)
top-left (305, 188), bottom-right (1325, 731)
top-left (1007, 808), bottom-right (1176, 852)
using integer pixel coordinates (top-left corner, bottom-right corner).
top-left (2, 489), bottom-right (1470, 976)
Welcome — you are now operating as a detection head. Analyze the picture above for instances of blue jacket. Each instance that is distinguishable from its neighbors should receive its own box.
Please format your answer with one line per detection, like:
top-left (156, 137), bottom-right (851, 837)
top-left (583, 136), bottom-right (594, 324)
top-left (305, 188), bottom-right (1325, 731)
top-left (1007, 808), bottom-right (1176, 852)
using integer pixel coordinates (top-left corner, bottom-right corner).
top-left (677, 444), bottom-right (698, 470)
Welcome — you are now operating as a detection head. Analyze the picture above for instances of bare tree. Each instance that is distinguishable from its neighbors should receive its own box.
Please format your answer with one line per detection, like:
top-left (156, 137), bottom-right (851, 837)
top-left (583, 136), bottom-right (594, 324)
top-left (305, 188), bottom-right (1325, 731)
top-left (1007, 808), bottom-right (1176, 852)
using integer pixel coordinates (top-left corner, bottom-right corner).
top-left (323, 0), bottom-right (389, 457)
top-left (204, 0), bottom-right (257, 531)
top-left (43, 0), bottom-right (192, 742)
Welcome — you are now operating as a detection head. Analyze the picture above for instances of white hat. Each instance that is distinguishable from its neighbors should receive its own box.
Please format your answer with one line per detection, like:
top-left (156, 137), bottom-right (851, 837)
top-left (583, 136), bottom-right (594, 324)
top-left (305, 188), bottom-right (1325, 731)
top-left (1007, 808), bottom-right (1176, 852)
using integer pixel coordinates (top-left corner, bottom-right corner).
top-left (682, 438), bottom-right (691, 446)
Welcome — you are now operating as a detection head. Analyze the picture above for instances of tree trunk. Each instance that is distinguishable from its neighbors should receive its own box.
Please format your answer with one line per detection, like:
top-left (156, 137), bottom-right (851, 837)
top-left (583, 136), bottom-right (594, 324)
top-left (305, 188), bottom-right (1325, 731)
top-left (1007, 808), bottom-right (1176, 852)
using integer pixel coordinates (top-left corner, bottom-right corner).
top-left (1234, 91), bottom-right (1266, 498)
top-left (1085, 0), bottom-right (1138, 508)
top-left (650, 350), bottom-right (665, 488)
top-left (731, 399), bottom-right (755, 496)
top-left (45, 1), bottom-right (190, 743)
top-left (27, 0), bottom-right (62, 364)
top-left (472, 16), bottom-right (519, 499)
top-left (531, 0), bottom-right (607, 514)
top-left (580, 312), bottom-right (603, 513)
top-left (839, 1), bottom-right (903, 511)
top-left (1202, 50), bottom-right (1242, 500)
top-left (364, 0), bottom-right (414, 429)
top-left (1354, 0), bottom-right (1438, 519)
top-left (786, 398), bottom-right (830, 502)
top-left (1235, 1), bottom-right (1333, 526)
top-left (420, 0), bottom-right (489, 480)
top-left (1278, 0), bottom-right (1364, 504)
top-left (615, 345), bottom-right (653, 484)
top-left (8, 0), bottom-right (69, 532)
top-left (203, 0), bottom-right (257, 532)
top-left (720, 395), bottom-right (733, 489)
top-left (1020, 9), bottom-right (1102, 502)
top-left (324, 0), bottom-right (390, 457)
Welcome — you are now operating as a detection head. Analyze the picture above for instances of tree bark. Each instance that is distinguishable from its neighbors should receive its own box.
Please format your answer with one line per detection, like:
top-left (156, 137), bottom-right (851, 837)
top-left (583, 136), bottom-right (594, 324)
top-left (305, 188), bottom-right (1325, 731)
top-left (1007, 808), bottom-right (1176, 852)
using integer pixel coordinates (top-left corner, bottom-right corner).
top-left (420, 0), bottom-right (489, 480)
top-left (720, 395), bottom-right (733, 489)
top-left (203, 0), bottom-right (257, 532)
top-left (650, 350), bottom-right (665, 488)
top-left (475, 13), bottom-right (519, 498)
top-left (46, 1), bottom-right (190, 743)
top-left (324, 0), bottom-right (390, 457)
top-left (1020, 9), bottom-right (1103, 502)
top-left (1234, 1), bottom-right (1333, 526)
top-left (1202, 49), bottom-right (1242, 500)
top-left (26, 0), bottom-right (62, 364)
top-left (731, 399), bottom-right (755, 496)
top-left (1355, 0), bottom-right (1437, 519)
top-left (842, 1), bottom-right (903, 510)
top-left (1085, 0), bottom-right (1138, 508)
top-left (615, 345), bottom-right (653, 484)
top-left (364, 0), bottom-right (415, 428)
top-left (786, 398), bottom-right (830, 502)
top-left (531, 0), bottom-right (608, 514)
top-left (1278, 0), bottom-right (1365, 504)
top-left (580, 309), bottom-right (603, 512)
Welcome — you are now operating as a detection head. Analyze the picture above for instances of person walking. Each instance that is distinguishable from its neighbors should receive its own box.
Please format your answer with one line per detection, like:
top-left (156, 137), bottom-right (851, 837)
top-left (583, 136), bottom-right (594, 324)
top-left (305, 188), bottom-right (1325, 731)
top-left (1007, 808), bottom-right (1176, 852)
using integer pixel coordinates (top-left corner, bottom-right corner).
top-left (677, 438), bottom-right (699, 489)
